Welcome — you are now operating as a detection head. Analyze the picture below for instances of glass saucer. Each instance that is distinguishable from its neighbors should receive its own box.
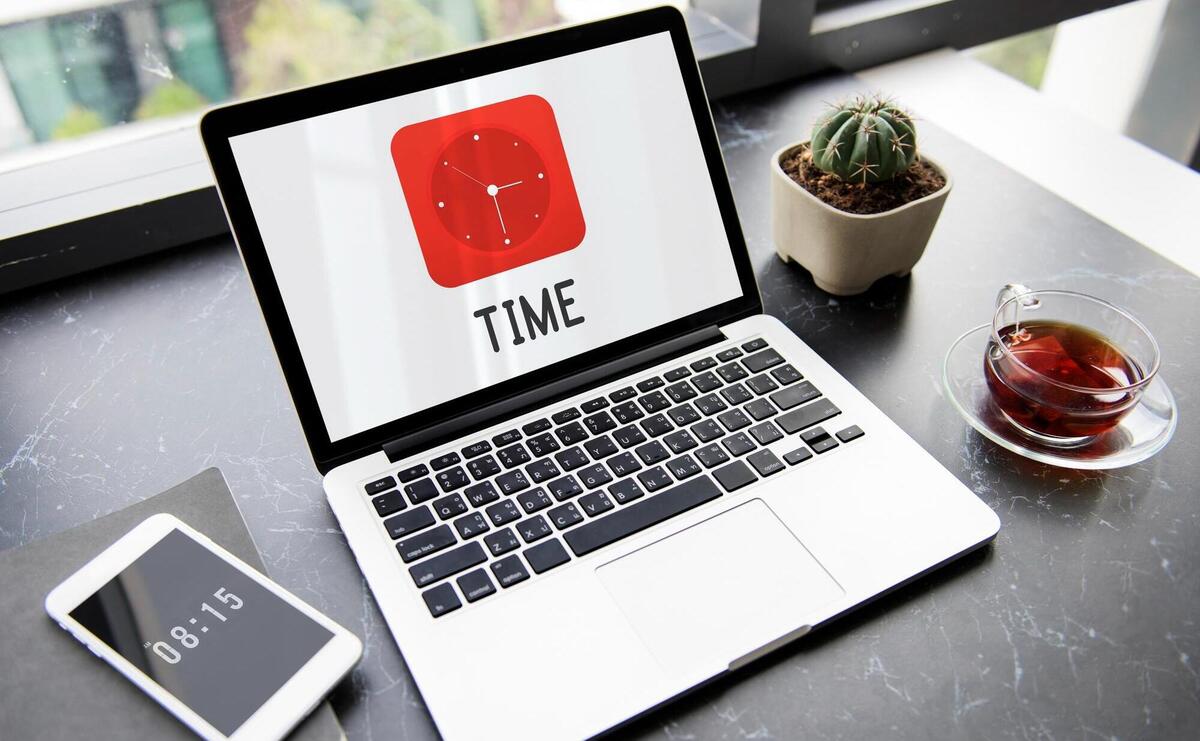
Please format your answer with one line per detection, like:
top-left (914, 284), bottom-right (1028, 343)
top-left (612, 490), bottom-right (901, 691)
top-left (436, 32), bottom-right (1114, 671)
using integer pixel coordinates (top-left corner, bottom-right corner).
top-left (943, 324), bottom-right (1177, 469)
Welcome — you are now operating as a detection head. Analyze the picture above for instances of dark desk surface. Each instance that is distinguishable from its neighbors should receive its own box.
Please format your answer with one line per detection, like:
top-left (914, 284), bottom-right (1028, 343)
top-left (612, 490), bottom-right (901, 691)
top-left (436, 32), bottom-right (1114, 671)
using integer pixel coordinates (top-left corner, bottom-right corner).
top-left (3, 75), bottom-right (1198, 740)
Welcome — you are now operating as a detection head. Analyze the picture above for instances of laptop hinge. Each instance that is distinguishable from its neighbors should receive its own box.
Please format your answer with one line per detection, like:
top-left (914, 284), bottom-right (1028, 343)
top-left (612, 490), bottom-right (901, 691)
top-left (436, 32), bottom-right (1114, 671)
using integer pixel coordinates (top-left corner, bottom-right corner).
top-left (382, 324), bottom-right (725, 463)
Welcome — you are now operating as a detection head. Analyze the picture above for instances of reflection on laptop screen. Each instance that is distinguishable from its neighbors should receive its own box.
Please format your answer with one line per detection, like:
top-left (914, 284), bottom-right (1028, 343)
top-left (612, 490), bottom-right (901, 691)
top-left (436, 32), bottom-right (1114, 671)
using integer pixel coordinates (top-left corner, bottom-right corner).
top-left (229, 31), bottom-right (742, 442)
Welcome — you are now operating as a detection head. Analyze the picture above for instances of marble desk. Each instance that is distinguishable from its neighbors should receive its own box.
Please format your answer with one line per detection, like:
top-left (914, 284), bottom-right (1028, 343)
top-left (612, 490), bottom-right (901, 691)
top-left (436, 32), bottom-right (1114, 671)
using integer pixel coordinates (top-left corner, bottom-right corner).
top-left (3, 75), bottom-right (1198, 740)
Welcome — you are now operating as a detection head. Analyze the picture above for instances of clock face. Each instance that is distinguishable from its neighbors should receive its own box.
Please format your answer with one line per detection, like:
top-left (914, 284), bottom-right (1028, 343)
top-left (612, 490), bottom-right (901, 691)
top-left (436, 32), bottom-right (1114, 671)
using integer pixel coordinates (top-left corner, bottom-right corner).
top-left (431, 128), bottom-right (551, 251)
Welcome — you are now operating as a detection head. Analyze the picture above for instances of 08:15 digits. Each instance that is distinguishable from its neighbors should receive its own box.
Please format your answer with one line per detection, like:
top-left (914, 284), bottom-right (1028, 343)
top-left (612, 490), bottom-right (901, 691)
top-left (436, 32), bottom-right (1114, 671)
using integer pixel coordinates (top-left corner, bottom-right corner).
top-left (147, 587), bottom-right (243, 665)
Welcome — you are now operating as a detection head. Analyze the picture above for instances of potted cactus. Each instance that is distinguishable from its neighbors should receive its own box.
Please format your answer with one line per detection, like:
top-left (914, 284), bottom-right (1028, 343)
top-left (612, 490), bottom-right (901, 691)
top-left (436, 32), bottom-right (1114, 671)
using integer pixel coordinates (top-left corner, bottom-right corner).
top-left (771, 95), bottom-right (951, 295)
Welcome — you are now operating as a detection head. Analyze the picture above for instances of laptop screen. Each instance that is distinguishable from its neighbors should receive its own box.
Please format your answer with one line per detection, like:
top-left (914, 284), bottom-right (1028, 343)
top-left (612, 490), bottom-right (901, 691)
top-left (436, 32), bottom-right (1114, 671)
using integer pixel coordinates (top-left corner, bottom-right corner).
top-left (227, 31), bottom-right (742, 444)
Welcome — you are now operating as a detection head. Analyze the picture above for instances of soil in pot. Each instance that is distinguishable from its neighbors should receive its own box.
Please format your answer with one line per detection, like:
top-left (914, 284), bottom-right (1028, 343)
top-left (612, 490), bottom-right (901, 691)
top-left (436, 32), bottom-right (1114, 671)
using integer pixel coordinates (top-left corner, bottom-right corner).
top-left (781, 144), bottom-right (946, 216)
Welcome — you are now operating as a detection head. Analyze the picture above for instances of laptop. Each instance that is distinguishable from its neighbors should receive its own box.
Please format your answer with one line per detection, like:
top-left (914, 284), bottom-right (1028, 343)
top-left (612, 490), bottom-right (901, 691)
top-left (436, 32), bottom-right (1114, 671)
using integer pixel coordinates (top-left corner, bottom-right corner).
top-left (200, 8), bottom-right (999, 739)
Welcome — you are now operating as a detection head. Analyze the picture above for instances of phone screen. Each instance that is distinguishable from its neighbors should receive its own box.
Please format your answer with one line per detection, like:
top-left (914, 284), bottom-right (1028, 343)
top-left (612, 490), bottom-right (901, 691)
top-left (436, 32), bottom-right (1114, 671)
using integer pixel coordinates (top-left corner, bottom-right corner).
top-left (69, 528), bottom-right (333, 736)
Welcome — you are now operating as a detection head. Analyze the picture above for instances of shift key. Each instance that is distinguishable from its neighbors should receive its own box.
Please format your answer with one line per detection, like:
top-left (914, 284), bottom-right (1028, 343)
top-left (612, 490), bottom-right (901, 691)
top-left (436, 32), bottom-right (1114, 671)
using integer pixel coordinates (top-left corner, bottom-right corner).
top-left (409, 541), bottom-right (486, 588)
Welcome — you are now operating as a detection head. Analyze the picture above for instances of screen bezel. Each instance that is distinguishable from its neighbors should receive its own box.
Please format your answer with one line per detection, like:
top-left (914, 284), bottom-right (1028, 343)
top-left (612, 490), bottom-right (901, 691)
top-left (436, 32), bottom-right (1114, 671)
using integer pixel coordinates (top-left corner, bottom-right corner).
top-left (44, 514), bottom-right (362, 740)
top-left (200, 7), bottom-right (761, 474)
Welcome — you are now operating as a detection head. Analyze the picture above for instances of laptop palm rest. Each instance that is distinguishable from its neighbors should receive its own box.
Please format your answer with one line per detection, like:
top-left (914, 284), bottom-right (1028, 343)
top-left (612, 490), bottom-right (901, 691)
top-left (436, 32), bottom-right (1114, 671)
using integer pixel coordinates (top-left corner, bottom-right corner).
top-left (596, 499), bottom-right (844, 677)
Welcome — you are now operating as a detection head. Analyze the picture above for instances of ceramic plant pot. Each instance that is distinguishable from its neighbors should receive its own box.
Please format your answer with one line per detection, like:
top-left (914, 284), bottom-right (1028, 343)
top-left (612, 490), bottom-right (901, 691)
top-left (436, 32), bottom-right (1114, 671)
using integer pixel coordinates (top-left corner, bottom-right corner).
top-left (771, 142), bottom-right (952, 296)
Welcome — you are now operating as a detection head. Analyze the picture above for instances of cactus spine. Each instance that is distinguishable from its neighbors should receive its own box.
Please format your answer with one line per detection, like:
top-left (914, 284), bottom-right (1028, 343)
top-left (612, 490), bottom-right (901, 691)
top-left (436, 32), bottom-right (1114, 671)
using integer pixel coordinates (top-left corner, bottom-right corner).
top-left (810, 96), bottom-right (917, 184)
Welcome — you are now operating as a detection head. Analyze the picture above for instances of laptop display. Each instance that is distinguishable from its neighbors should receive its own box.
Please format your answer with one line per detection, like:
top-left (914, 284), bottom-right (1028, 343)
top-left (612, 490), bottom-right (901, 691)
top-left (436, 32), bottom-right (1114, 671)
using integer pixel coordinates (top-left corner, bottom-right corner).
top-left (225, 31), bottom-right (742, 444)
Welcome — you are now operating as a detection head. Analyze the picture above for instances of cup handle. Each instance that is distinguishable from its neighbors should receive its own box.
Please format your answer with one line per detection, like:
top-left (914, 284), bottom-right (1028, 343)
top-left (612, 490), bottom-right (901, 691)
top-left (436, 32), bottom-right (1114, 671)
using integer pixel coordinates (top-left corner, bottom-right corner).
top-left (995, 283), bottom-right (1039, 330)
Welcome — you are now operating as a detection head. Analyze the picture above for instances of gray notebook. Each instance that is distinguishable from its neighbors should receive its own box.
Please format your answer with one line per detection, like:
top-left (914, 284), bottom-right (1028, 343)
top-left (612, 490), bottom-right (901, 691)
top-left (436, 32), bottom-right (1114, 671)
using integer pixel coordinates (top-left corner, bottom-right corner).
top-left (0, 467), bottom-right (347, 741)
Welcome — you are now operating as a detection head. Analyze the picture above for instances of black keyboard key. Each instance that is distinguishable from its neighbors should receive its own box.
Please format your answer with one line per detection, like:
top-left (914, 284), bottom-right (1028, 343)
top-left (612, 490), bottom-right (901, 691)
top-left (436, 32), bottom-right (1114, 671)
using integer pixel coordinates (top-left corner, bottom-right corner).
top-left (552, 407), bottom-right (581, 425)
top-left (384, 506), bottom-right (435, 539)
top-left (435, 466), bottom-right (470, 492)
top-left (497, 443), bottom-right (531, 469)
top-left (778, 399), bottom-right (841, 434)
top-left (667, 454), bottom-right (701, 480)
top-left (664, 381), bottom-right (697, 403)
top-left (577, 464), bottom-right (612, 490)
top-left (524, 539), bottom-right (571, 574)
top-left (492, 429), bottom-right (521, 446)
top-left (641, 413), bottom-right (674, 437)
top-left (771, 364), bottom-right (803, 385)
top-left (713, 460), bottom-right (757, 492)
top-left (607, 451), bottom-right (642, 477)
top-left (548, 475), bottom-right (583, 501)
top-left (397, 525), bottom-right (456, 563)
top-left (634, 440), bottom-right (670, 465)
top-left (668, 403), bottom-right (700, 426)
top-left (457, 569), bottom-right (496, 603)
top-left (466, 455), bottom-right (501, 480)
top-left (801, 427), bottom-right (829, 444)
top-left (692, 371), bottom-right (723, 393)
top-left (453, 512), bottom-right (490, 539)
top-left (526, 458), bottom-right (560, 483)
top-left (608, 479), bottom-right (645, 504)
top-left (583, 435), bottom-right (618, 460)
top-left (636, 376), bottom-right (665, 392)
top-left (744, 399), bottom-right (778, 421)
top-left (579, 491), bottom-right (615, 517)
top-left (741, 338), bottom-right (767, 352)
top-left (496, 469), bottom-right (531, 495)
top-left (694, 393), bottom-right (728, 416)
top-left (717, 408), bottom-right (751, 431)
top-left (422, 582), bottom-right (460, 617)
top-left (743, 348), bottom-right (784, 373)
top-left (490, 555), bottom-right (530, 588)
top-left (638, 391), bottom-right (672, 413)
top-left (433, 493), bottom-right (468, 520)
top-left (784, 447), bottom-right (814, 465)
top-left (397, 464), bottom-right (429, 483)
top-left (720, 383), bottom-right (752, 406)
top-left (583, 411), bottom-right (617, 436)
top-left (716, 362), bottom-right (748, 383)
top-left (716, 347), bottom-right (743, 362)
top-left (463, 481), bottom-right (500, 508)
top-left (372, 490), bottom-right (407, 517)
top-left (522, 418), bottom-right (551, 435)
top-left (663, 366), bottom-right (691, 382)
top-left (690, 419), bottom-right (725, 443)
top-left (722, 432), bottom-right (757, 457)
top-left (526, 432), bottom-right (560, 458)
top-left (611, 401), bottom-right (645, 424)
top-left (749, 421), bottom-right (784, 446)
top-left (516, 487), bottom-right (553, 514)
top-left (609, 386), bottom-right (637, 402)
top-left (613, 424), bottom-right (647, 449)
top-left (410, 541), bottom-right (486, 588)
top-left (365, 476), bottom-right (396, 496)
top-left (555, 446), bottom-right (589, 471)
top-left (485, 499), bottom-right (521, 526)
top-left (580, 397), bottom-right (609, 413)
top-left (405, 478), bottom-right (439, 504)
top-left (747, 449), bottom-right (785, 477)
top-left (637, 466), bottom-right (673, 492)
top-left (836, 425), bottom-right (865, 443)
top-left (548, 502), bottom-right (584, 530)
top-left (556, 421), bottom-right (589, 446)
top-left (430, 452), bottom-right (461, 471)
top-left (461, 441), bottom-right (492, 459)
top-left (564, 476), bottom-right (721, 556)
top-left (694, 444), bottom-right (729, 469)
top-left (664, 430), bottom-right (698, 454)
top-left (517, 515), bottom-right (552, 543)
top-left (747, 374), bottom-right (779, 396)
top-left (483, 527), bottom-right (520, 556)
top-left (771, 381), bottom-right (821, 410)
top-left (690, 357), bottom-right (717, 371)
top-left (811, 437), bottom-right (839, 454)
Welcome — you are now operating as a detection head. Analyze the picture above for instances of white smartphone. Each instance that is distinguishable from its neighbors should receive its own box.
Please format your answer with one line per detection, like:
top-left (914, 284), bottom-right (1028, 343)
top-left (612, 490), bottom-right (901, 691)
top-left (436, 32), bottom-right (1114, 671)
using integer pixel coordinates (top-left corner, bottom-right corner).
top-left (45, 513), bottom-right (362, 741)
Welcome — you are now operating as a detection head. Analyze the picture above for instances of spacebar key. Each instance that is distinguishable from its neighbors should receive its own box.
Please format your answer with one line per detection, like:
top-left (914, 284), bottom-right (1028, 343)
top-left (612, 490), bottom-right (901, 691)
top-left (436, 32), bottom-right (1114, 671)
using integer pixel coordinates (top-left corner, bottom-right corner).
top-left (564, 476), bottom-right (721, 556)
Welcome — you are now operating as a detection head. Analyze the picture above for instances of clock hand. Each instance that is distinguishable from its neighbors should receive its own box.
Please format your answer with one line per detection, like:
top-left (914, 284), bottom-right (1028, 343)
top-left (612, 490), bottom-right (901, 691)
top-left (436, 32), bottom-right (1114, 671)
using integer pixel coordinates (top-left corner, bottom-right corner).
top-left (491, 194), bottom-right (507, 234)
top-left (449, 164), bottom-right (486, 188)
top-left (496, 180), bottom-right (524, 190)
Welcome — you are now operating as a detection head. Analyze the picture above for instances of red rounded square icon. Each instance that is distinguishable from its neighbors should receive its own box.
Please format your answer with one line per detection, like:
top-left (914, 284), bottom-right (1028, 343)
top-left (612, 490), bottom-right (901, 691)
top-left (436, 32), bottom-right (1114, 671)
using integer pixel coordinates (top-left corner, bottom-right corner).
top-left (391, 95), bottom-right (586, 288)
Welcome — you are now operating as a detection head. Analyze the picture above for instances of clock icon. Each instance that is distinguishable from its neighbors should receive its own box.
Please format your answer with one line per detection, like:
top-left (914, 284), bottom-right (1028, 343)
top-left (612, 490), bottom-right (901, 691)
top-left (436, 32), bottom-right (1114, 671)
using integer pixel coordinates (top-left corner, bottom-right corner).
top-left (431, 128), bottom-right (551, 250)
top-left (392, 95), bottom-right (586, 288)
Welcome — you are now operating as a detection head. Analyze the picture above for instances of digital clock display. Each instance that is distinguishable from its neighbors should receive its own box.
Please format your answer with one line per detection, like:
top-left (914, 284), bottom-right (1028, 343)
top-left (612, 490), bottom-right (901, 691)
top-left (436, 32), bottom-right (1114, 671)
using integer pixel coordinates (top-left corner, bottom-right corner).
top-left (70, 528), bottom-right (334, 736)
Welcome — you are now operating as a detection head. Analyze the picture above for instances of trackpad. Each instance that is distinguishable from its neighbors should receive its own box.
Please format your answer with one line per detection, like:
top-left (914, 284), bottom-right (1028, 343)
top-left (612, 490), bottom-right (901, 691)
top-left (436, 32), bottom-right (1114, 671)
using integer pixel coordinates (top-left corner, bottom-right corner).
top-left (596, 499), bottom-right (844, 677)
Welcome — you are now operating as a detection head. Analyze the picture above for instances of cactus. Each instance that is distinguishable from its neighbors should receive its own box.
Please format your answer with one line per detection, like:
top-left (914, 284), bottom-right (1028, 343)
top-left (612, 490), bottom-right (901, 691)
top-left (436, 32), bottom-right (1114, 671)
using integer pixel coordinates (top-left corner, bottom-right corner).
top-left (810, 96), bottom-right (917, 184)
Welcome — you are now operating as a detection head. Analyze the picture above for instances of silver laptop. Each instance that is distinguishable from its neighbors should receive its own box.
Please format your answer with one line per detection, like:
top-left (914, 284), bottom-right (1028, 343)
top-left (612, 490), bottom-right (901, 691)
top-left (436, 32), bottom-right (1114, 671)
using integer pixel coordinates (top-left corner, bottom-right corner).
top-left (200, 8), bottom-right (998, 739)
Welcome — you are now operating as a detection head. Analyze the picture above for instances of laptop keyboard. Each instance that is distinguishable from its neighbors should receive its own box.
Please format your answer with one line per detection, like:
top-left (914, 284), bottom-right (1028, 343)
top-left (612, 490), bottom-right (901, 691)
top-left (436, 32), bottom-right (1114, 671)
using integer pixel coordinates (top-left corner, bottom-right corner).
top-left (360, 338), bottom-right (866, 618)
